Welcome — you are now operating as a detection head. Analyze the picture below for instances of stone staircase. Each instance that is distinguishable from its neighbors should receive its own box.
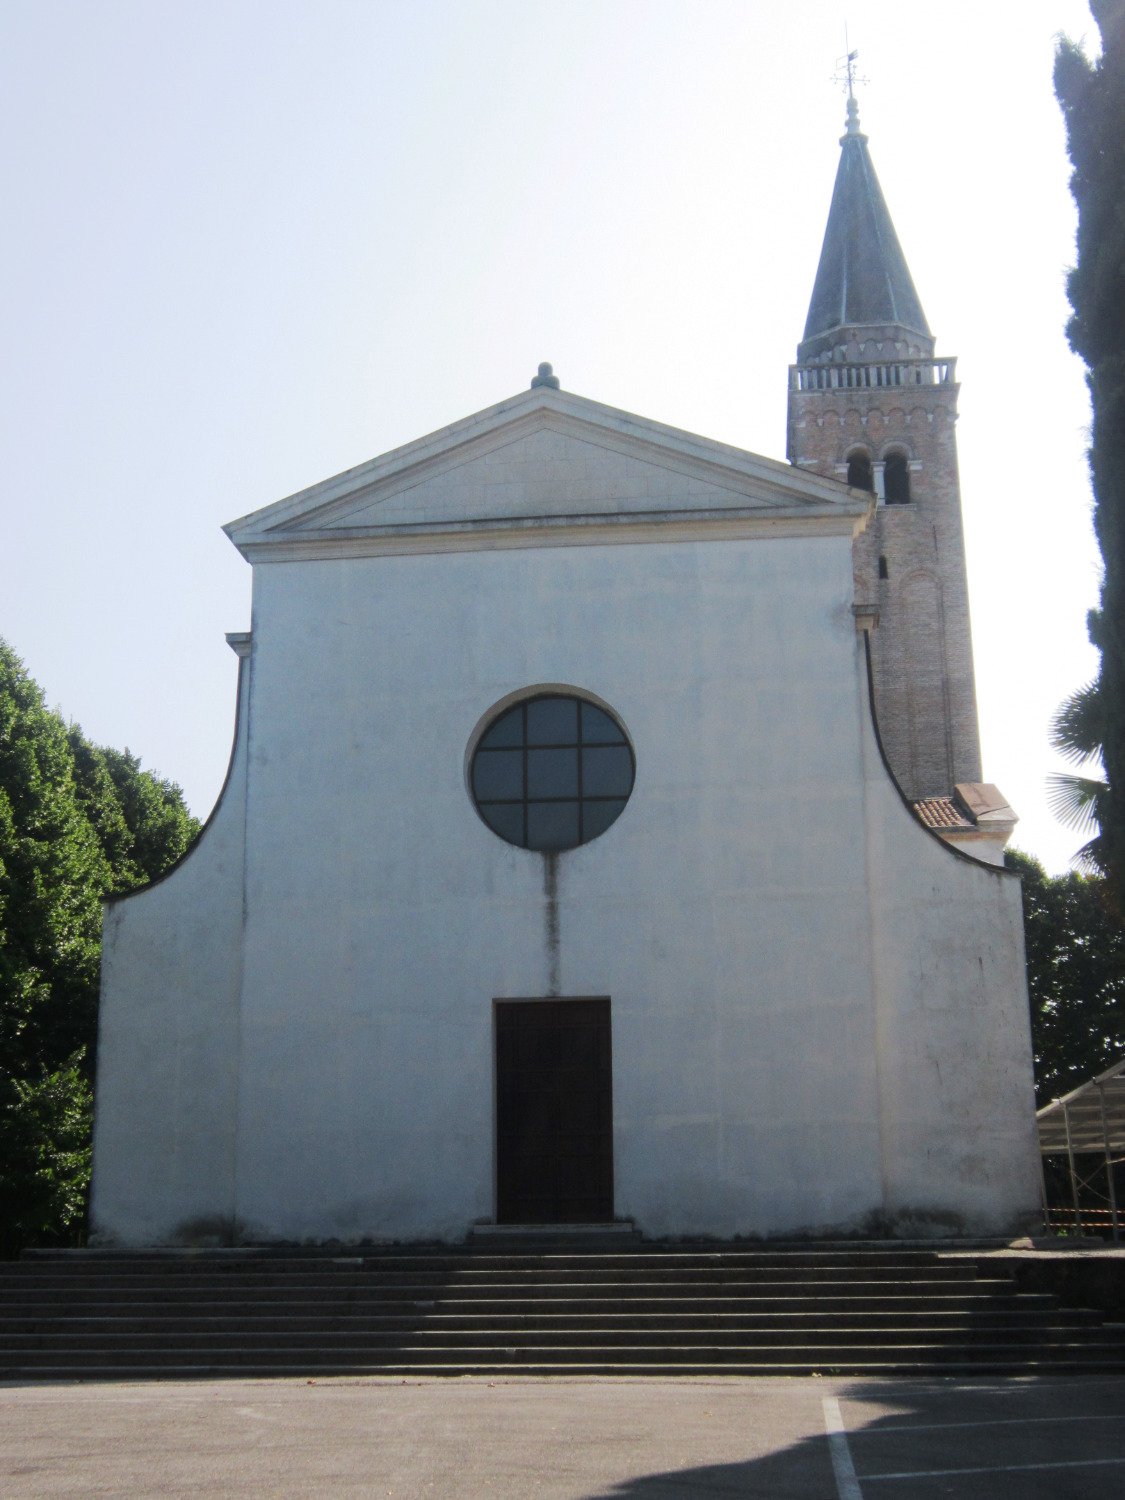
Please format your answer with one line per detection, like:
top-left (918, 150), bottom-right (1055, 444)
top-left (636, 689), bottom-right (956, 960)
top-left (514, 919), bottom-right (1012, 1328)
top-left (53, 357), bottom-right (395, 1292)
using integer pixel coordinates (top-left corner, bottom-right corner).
top-left (3, 1244), bottom-right (1124, 1379)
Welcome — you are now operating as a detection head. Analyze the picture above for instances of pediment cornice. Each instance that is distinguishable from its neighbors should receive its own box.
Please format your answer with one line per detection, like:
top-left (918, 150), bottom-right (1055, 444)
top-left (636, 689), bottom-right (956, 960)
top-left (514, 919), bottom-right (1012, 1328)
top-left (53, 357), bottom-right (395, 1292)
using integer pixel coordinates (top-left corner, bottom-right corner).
top-left (224, 386), bottom-right (870, 562)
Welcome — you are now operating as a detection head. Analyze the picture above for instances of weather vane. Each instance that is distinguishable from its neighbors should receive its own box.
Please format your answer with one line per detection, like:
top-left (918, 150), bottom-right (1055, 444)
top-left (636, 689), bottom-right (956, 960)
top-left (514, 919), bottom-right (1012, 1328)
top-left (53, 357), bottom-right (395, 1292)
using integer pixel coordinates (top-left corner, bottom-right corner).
top-left (831, 27), bottom-right (868, 102)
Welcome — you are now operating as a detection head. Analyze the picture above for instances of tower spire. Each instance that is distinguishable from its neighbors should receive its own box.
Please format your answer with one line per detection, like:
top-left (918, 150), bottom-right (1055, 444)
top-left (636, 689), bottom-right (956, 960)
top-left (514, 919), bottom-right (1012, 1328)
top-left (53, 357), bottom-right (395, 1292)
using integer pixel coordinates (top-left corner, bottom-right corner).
top-left (799, 85), bottom-right (930, 362)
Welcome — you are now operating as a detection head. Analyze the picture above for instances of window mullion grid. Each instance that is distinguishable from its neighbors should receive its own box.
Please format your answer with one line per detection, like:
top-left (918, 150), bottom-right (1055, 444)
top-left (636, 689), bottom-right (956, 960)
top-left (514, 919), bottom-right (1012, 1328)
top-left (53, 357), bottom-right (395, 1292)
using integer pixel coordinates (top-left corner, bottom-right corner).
top-left (520, 702), bottom-right (529, 848)
top-left (475, 696), bottom-right (630, 851)
top-left (576, 721), bottom-right (585, 842)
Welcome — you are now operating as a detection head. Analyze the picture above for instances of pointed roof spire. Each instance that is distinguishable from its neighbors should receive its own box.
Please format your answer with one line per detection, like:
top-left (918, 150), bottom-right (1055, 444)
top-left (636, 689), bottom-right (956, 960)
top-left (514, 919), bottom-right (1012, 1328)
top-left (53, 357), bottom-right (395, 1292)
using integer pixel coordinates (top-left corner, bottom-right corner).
top-left (800, 87), bottom-right (931, 355)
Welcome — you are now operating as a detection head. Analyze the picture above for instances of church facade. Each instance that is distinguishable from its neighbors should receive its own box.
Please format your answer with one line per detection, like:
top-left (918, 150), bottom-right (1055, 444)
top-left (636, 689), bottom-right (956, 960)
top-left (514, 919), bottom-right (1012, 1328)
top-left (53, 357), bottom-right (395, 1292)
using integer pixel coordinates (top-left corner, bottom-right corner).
top-left (89, 105), bottom-right (1041, 1247)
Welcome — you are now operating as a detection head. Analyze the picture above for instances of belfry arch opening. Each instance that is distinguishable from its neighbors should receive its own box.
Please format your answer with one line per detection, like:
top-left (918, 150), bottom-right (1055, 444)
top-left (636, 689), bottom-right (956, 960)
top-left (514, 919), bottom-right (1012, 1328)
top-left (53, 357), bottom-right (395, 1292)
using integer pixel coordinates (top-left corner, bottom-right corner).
top-left (884, 450), bottom-right (911, 504)
top-left (847, 451), bottom-right (874, 492)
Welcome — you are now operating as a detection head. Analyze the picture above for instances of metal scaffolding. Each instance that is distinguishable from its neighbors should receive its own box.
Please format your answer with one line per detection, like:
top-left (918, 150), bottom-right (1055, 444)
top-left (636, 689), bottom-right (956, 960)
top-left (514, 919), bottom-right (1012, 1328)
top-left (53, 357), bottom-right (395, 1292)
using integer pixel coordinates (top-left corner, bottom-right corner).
top-left (1037, 1056), bottom-right (1125, 1240)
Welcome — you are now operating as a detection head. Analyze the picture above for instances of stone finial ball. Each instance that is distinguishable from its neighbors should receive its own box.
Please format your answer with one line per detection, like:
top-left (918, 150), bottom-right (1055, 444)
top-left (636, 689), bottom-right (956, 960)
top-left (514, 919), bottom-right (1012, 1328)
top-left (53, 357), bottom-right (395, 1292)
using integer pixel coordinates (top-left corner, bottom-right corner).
top-left (530, 362), bottom-right (561, 390)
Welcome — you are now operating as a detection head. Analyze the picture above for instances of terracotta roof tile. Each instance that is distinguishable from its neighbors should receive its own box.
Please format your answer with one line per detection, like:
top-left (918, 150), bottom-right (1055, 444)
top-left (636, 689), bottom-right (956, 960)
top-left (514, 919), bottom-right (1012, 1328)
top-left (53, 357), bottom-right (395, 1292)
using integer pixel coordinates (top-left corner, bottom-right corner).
top-left (913, 796), bottom-right (973, 832)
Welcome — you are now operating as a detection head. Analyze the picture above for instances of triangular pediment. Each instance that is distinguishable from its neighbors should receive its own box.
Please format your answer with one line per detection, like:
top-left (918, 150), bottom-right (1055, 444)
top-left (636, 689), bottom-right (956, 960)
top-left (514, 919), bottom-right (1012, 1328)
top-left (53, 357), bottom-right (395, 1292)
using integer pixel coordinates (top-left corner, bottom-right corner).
top-left (224, 386), bottom-right (868, 562)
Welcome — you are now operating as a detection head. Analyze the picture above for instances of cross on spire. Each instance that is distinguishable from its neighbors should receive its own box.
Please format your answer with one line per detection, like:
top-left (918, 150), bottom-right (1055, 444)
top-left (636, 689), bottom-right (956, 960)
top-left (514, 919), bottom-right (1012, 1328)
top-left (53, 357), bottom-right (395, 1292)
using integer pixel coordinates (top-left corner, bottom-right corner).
top-left (832, 31), bottom-right (868, 135)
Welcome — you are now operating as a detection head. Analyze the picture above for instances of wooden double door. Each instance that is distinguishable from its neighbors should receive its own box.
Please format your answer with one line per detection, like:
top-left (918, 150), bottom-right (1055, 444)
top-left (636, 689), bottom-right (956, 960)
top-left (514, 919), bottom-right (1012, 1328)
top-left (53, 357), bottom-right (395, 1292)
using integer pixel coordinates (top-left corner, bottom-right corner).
top-left (495, 998), bottom-right (613, 1224)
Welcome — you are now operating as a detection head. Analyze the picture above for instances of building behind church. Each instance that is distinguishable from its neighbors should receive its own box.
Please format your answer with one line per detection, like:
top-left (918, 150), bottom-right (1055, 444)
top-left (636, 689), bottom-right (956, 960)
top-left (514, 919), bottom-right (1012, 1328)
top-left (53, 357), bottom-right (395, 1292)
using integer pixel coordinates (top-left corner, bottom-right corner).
top-left (90, 99), bottom-right (1041, 1247)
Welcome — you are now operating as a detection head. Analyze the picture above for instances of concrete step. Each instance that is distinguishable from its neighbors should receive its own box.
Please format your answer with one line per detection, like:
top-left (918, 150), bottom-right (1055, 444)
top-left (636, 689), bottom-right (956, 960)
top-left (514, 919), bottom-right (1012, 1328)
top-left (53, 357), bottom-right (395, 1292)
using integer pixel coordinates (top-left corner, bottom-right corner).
top-left (0, 1294), bottom-right (1049, 1322)
top-left (0, 1268), bottom-right (995, 1294)
top-left (21, 1243), bottom-right (995, 1263)
top-left (6, 1253), bottom-right (986, 1277)
top-left (9, 1357), bottom-right (1125, 1379)
top-left (1, 1306), bottom-right (1088, 1336)
top-left (0, 1271), bottom-right (990, 1298)
top-left (4, 1339), bottom-right (1125, 1373)
top-left (5, 1245), bottom-right (1122, 1381)
top-left (2, 1248), bottom-right (984, 1260)
top-left (5, 1323), bottom-right (1120, 1354)
top-left (467, 1223), bottom-right (644, 1246)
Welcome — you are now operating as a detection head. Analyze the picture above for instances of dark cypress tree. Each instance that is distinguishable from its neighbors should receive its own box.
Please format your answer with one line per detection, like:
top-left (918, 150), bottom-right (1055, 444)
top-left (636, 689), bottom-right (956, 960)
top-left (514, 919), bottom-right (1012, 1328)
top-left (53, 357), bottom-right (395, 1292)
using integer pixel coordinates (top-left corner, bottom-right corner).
top-left (1055, 2), bottom-right (1125, 892)
top-left (0, 640), bottom-right (199, 1252)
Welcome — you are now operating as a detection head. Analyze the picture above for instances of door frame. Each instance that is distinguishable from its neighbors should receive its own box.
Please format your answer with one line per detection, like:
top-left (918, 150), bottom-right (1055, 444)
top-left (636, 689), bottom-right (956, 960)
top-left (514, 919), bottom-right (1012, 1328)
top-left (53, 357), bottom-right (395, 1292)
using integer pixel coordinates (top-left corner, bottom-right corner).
top-left (492, 995), bottom-right (614, 1225)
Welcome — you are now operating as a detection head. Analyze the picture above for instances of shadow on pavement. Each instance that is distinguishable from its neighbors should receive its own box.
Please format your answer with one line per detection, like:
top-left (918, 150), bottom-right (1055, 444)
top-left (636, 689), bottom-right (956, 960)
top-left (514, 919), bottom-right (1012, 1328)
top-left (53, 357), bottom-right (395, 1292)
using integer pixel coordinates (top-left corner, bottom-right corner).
top-left (580, 1376), bottom-right (1125, 1500)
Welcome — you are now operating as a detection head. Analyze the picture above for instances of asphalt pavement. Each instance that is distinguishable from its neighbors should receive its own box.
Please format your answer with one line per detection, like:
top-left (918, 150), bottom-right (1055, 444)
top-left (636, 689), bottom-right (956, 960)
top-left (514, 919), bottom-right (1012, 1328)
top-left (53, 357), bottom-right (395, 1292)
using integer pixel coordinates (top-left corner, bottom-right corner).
top-left (3, 1373), bottom-right (1125, 1498)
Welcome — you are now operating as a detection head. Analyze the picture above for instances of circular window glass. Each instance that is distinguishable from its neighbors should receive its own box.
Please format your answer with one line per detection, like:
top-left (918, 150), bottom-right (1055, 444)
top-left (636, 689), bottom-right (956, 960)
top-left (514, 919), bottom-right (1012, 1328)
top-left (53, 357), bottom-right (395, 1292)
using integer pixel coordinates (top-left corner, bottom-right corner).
top-left (471, 694), bottom-right (634, 852)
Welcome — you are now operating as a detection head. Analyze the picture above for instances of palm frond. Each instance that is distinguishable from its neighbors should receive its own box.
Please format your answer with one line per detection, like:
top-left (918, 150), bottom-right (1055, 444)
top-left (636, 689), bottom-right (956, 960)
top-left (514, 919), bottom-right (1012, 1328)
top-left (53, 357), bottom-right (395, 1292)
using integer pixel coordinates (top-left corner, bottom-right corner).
top-left (1046, 769), bottom-right (1106, 835)
top-left (1071, 836), bottom-right (1108, 877)
top-left (1049, 680), bottom-right (1104, 765)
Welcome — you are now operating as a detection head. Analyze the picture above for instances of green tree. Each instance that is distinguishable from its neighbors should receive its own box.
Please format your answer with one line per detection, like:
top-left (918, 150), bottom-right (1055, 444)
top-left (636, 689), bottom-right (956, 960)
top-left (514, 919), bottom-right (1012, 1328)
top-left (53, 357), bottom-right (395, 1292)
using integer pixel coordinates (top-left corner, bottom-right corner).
top-left (0, 646), bottom-right (108, 1080)
top-left (68, 734), bottom-right (197, 893)
top-left (1054, 3), bottom-right (1125, 890)
top-left (1008, 848), bottom-right (1125, 1104)
top-left (0, 639), bottom-right (199, 1253)
top-left (0, 1061), bottom-right (93, 1256)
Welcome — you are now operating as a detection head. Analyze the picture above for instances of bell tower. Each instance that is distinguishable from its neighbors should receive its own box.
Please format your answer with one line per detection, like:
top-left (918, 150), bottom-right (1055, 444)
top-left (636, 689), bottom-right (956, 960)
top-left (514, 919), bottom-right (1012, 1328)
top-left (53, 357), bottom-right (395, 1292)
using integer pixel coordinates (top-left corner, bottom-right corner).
top-left (787, 92), bottom-right (984, 807)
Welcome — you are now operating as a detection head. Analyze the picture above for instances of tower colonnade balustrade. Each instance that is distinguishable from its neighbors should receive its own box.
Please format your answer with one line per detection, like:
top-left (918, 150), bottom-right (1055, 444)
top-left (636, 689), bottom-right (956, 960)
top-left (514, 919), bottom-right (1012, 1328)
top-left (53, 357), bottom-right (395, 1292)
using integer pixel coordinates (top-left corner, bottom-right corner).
top-left (789, 357), bottom-right (956, 392)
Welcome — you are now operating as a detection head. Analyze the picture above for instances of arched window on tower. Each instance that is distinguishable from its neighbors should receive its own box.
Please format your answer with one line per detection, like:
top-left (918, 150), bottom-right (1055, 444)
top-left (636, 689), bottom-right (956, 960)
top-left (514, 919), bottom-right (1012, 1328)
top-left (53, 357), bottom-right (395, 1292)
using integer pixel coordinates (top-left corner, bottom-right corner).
top-left (846, 451), bottom-right (874, 492)
top-left (884, 450), bottom-right (911, 504)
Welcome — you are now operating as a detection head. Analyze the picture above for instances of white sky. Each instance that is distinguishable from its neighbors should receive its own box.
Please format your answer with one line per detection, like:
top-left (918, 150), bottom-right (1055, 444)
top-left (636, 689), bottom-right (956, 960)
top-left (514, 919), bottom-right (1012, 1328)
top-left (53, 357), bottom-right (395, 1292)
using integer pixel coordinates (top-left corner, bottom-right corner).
top-left (0, 0), bottom-right (1102, 872)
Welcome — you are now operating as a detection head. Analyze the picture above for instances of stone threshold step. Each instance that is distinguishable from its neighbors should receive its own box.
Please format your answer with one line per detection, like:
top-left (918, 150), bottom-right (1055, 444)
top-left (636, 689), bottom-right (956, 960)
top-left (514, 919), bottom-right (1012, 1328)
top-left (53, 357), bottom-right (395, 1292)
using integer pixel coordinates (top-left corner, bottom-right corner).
top-left (22, 1237), bottom-right (1012, 1260)
top-left (468, 1223), bottom-right (641, 1242)
top-left (23, 1236), bottom-right (642, 1258)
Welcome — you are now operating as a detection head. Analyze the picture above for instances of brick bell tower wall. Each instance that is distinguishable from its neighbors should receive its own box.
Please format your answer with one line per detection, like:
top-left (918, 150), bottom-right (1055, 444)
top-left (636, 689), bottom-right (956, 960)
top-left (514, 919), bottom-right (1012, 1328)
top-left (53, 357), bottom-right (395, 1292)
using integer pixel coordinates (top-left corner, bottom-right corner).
top-left (787, 324), bottom-right (983, 803)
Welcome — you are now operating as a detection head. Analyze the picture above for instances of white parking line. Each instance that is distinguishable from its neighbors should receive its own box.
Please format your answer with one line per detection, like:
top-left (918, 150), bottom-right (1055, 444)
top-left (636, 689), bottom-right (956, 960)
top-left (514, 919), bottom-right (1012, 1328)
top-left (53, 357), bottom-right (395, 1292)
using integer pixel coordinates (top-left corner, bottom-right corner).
top-left (856, 1412), bottom-right (1125, 1435)
top-left (865, 1455), bottom-right (1125, 1482)
top-left (823, 1396), bottom-right (864, 1500)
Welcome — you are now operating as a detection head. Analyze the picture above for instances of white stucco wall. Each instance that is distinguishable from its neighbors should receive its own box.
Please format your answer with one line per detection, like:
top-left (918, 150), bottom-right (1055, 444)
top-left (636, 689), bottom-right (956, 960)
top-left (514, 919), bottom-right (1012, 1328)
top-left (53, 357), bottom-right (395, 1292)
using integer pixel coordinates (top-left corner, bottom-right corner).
top-left (91, 659), bottom-right (249, 1244)
top-left (858, 676), bottom-right (1042, 1232)
top-left (91, 528), bottom-right (1040, 1245)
